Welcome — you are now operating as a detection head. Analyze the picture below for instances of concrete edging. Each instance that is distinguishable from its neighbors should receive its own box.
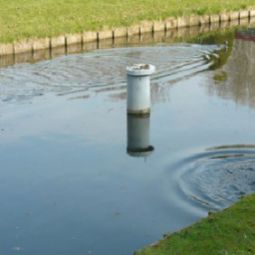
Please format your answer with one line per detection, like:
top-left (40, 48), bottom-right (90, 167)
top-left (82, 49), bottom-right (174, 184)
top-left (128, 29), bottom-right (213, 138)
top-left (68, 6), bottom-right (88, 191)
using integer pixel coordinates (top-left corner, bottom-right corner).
top-left (0, 8), bottom-right (254, 57)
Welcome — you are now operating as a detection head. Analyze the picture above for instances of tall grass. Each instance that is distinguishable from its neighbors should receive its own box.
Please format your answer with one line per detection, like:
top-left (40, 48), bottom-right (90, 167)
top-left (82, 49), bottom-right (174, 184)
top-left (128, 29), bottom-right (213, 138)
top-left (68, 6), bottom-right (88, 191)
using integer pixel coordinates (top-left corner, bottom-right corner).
top-left (136, 194), bottom-right (255, 255)
top-left (0, 0), bottom-right (254, 43)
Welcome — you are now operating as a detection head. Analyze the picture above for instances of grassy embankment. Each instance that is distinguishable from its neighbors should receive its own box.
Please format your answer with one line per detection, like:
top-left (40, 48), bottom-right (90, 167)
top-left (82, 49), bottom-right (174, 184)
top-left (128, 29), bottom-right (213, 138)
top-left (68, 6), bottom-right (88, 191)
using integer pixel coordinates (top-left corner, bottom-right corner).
top-left (0, 0), bottom-right (255, 43)
top-left (135, 194), bottom-right (255, 255)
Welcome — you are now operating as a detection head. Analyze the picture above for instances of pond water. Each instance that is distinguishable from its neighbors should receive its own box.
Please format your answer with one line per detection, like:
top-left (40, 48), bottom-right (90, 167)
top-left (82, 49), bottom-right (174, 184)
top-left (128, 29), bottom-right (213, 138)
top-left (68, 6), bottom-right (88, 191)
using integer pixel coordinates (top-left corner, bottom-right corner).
top-left (1, 26), bottom-right (255, 255)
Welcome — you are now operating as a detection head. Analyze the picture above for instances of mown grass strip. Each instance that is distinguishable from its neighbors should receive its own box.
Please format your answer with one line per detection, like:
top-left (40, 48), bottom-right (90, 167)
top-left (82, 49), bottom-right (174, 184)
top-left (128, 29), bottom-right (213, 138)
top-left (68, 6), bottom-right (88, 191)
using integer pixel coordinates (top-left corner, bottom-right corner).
top-left (135, 194), bottom-right (255, 255)
top-left (0, 0), bottom-right (254, 43)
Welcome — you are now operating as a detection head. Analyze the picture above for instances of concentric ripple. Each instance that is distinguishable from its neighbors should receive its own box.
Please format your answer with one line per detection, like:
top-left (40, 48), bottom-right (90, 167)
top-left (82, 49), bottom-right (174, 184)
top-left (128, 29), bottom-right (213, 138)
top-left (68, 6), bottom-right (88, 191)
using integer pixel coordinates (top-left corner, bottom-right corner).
top-left (0, 44), bottom-right (223, 105)
top-left (176, 145), bottom-right (255, 211)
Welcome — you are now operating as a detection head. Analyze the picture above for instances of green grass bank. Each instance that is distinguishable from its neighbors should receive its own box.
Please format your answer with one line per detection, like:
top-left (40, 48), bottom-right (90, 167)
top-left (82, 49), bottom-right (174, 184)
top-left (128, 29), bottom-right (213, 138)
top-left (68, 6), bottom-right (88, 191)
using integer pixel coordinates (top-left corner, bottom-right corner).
top-left (135, 194), bottom-right (255, 255)
top-left (0, 0), bottom-right (255, 43)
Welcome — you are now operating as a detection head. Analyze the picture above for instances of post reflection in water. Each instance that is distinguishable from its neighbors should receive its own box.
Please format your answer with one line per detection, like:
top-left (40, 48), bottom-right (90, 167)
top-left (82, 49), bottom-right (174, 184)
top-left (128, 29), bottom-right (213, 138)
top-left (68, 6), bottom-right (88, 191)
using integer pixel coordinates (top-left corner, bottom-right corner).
top-left (126, 114), bottom-right (154, 158)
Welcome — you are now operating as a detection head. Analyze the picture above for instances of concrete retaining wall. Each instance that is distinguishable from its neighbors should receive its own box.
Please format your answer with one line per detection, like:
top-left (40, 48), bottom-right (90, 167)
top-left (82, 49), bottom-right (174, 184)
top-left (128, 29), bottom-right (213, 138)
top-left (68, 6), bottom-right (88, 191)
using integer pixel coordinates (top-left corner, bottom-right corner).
top-left (0, 8), bottom-right (254, 60)
top-left (0, 17), bottom-right (253, 68)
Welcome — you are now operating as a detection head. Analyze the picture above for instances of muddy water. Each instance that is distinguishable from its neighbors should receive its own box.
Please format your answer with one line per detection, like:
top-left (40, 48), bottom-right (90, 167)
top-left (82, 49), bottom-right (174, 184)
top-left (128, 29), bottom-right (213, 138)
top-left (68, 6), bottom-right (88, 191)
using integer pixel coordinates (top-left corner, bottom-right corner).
top-left (0, 27), bottom-right (255, 255)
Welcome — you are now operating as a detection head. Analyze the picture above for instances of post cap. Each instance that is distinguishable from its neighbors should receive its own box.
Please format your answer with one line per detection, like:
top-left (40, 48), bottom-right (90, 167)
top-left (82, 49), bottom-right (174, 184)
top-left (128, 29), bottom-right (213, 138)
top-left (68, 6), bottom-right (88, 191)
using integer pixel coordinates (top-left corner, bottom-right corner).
top-left (127, 64), bottom-right (156, 76)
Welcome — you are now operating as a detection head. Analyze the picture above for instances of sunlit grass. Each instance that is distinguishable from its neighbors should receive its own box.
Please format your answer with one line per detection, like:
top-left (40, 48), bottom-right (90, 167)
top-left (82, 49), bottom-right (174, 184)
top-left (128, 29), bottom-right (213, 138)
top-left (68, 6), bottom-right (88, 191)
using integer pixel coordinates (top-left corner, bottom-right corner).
top-left (135, 194), bottom-right (255, 255)
top-left (0, 0), bottom-right (254, 43)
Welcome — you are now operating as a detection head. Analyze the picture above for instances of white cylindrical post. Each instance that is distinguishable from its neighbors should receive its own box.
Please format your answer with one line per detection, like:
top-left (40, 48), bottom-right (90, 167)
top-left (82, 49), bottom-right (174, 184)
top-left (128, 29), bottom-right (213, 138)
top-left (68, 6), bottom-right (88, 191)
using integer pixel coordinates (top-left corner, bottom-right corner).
top-left (127, 64), bottom-right (156, 115)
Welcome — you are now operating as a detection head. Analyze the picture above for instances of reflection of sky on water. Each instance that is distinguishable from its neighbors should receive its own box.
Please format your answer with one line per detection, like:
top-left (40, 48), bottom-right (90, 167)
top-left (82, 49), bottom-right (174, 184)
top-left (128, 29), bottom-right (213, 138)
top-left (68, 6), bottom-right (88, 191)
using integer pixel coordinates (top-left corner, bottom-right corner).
top-left (1, 34), bottom-right (255, 255)
top-left (0, 94), bottom-right (125, 145)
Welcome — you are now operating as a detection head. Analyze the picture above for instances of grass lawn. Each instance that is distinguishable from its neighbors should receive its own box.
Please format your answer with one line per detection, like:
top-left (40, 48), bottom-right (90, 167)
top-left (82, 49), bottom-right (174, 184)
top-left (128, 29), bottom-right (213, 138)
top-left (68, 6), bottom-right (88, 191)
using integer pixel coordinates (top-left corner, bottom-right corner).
top-left (0, 0), bottom-right (254, 43)
top-left (135, 194), bottom-right (255, 255)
